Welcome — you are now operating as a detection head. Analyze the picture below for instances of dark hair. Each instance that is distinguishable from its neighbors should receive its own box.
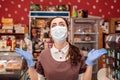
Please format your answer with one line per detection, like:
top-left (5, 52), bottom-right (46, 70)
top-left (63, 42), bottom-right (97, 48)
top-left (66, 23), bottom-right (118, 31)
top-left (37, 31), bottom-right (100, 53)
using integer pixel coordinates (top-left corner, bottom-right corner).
top-left (49, 17), bottom-right (82, 66)
top-left (48, 17), bottom-right (69, 29)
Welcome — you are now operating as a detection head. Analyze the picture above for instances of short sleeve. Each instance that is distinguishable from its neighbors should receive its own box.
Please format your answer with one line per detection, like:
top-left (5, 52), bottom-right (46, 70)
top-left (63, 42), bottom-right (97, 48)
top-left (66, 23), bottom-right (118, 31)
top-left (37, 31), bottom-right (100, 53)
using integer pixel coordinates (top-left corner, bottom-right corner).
top-left (79, 54), bottom-right (87, 74)
top-left (36, 57), bottom-right (45, 76)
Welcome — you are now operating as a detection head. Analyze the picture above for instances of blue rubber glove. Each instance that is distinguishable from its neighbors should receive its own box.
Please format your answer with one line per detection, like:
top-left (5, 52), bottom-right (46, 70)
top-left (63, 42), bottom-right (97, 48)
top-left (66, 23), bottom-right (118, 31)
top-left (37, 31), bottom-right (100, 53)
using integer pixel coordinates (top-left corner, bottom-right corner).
top-left (15, 48), bottom-right (35, 67)
top-left (85, 48), bottom-right (107, 66)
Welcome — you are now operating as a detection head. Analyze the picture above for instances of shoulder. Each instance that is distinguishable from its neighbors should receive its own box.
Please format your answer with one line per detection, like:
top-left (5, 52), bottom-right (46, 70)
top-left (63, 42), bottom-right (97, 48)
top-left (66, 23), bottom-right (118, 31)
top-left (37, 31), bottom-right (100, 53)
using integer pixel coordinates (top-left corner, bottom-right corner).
top-left (38, 48), bottom-right (50, 59)
top-left (41, 48), bottom-right (50, 54)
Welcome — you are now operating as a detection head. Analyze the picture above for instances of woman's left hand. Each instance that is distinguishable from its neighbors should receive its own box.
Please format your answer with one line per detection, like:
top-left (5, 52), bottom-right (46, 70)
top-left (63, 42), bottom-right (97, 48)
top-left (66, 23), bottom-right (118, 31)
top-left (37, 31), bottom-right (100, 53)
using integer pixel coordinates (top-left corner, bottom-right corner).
top-left (85, 48), bottom-right (107, 66)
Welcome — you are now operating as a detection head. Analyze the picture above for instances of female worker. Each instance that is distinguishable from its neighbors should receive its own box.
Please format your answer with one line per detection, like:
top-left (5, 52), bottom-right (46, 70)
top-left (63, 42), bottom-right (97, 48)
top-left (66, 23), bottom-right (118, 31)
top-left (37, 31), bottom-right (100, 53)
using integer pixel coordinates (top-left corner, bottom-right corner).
top-left (15, 17), bottom-right (107, 80)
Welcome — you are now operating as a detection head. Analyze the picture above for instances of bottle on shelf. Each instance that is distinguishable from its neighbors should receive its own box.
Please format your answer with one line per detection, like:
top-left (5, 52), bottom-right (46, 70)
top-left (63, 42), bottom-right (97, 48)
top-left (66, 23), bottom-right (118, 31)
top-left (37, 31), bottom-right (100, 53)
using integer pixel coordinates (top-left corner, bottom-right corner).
top-left (72, 6), bottom-right (77, 18)
top-left (11, 37), bottom-right (16, 51)
top-left (7, 37), bottom-right (12, 47)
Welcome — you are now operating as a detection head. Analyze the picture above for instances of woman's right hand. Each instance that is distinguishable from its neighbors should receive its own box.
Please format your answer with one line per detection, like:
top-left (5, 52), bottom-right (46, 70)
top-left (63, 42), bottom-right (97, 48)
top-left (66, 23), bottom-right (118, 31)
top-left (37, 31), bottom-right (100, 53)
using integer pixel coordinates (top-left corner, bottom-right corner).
top-left (15, 48), bottom-right (35, 67)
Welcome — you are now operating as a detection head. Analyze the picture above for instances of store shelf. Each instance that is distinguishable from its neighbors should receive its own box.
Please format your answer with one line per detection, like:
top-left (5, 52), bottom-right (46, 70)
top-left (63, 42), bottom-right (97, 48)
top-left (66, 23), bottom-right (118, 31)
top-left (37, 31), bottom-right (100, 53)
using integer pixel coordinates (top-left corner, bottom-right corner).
top-left (0, 51), bottom-right (15, 52)
top-left (30, 11), bottom-right (70, 18)
top-left (74, 41), bottom-right (96, 43)
top-left (0, 33), bottom-right (24, 35)
top-left (71, 18), bottom-right (103, 80)
top-left (106, 56), bottom-right (120, 61)
top-left (105, 34), bottom-right (120, 80)
top-left (74, 32), bottom-right (98, 35)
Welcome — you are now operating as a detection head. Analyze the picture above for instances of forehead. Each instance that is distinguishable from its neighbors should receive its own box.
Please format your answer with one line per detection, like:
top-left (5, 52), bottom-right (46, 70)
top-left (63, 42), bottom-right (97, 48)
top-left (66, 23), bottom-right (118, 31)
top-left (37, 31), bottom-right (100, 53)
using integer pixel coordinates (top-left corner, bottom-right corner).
top-left (51, 18), bottom-right (66, 24)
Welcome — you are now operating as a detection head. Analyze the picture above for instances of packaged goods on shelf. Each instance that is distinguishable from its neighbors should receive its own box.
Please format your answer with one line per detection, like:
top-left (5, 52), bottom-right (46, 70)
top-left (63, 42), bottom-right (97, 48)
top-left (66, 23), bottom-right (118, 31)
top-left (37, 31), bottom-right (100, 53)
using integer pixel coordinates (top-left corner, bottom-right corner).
top-left (36, 19), bottom-right (45, 28)
top-left (14, 24), bottom-right (25, 33)
top-left (15, 30), bottom-right (24, 33)
top-left (14, 26), bottom-right (24, 30)
top-left (105, 33), bottom-right (120, 80)
top-left (6, 59), bottom-right (22, 70)
top-left (0, 60), bottom-right (7, 72)
top-left (0, 40), bottom-right (7, 49)
top-left (0, 29), bottom-right (13, 33)
top-left (30, 2), bottom-right (70, 11)
top-left (1, 18), bottom-right (14, 28)
top-left (116, 22), bottom-right (120, 31)
top-left (2, 26), bottom-right (13, 29)
top-left (0, 35), bottom-right (25, 51)
top-left (1, 18), bottom-right (13, 23)
top-left (0, 52), bottom-right (27, 80)
top-left (2, 23), bottom-right (14, 26)
top-left (0, 52), bottom-right (23, 71)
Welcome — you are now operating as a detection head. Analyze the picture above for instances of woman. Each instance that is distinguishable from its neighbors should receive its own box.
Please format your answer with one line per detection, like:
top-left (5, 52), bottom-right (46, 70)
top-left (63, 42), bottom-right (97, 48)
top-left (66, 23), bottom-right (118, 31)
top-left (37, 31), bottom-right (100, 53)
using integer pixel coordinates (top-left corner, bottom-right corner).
top-left (15, 17), bottom-right (107, 80)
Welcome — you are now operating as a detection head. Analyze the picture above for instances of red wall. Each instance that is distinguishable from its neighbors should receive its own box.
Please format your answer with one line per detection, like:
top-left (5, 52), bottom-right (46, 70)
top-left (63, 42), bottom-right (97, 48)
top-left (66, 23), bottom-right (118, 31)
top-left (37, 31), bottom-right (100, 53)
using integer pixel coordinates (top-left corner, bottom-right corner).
top-left (0, 0), bottom-right (120, 25)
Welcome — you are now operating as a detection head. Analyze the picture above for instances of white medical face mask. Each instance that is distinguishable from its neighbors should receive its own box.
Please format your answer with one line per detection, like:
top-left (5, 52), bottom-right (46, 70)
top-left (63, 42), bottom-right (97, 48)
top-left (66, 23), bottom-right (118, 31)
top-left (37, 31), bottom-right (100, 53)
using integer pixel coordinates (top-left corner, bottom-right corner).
top-left (50, 26), bottom-right (67, 44)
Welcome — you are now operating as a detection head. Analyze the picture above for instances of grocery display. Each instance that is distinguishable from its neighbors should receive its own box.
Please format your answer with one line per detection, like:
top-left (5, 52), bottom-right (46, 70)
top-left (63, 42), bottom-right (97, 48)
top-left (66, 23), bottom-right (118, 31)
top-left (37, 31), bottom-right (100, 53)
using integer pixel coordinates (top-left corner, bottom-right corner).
top-left (99, 18), bottom-right (120, 80)
top-left (0, 18), bottom-right (28, 80)
top-left (105, 34), bottom-right (120, 80)
top-left (30, 2), bottom-right (70, 11)
top-left (0, 34), bottom-right (25, 51)
top-left (71, 18), bottom-right (102, 56)
top-left (0, 18), bottom-right (28, 52)
top-left (109, 18), bottom-right (120, 33)
top-left (0, 52), bottom-right (27, 80)
top-left (71, 17), bottom-right (103, 80)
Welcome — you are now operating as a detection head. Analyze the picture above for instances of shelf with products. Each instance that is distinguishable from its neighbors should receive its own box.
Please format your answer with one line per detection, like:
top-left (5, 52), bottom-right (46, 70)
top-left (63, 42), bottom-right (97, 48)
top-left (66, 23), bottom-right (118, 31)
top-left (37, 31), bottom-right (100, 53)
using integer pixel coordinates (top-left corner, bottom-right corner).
top-left (0, 33), bottom-right (24, 35)
top-left (0, 18), bottom-right (28, 52)
top-left (110, 18), bottom-right (120, 33)
top-left (71, 17), bottom-right (102, 80)
top-left (29, 11), bottom-right (70, 59)
top-left (0, 51), bottom-right (28, 80)
top-left (74, 41), bottom-right (96, 44)
top-left (71, 17), bottom-right (102, 53)
top-left (0, 34), bottom-right (25, 52)
top-left (105, 33), bottom-right (120, 80)
top-left (101, 18), bottom-right (120, 50)
top-left (0, 18), bottom-right (28, 80)
top-left (74, 32), bottom-right (98, 35)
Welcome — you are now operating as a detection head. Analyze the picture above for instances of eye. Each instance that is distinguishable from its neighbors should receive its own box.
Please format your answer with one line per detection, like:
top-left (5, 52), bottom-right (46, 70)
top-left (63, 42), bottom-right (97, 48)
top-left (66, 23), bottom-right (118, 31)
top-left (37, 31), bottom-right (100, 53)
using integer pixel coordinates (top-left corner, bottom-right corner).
top-left (59, 22), bottom-right (66, 27)
top-left (51, 23), bottom-right (56, 28)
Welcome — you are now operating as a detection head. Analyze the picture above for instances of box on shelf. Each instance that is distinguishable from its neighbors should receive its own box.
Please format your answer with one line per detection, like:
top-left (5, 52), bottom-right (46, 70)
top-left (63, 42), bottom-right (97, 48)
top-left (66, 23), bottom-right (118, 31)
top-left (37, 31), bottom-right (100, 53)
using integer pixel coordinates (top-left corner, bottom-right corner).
top-left (14, 25), bottom-right (25, 33)
top-left (0, 29), bottom-right (13, 33)
top-left (15, 30), bottom-right (24, 33)
top-left (0, 40), bottom-right (7, 49)
top-left (14, 26), bottom-right (24, 30)
top-left (2, 23), bottom-right (14, 26)
top-left (1, 18), bottom-right (13, 23)
top-left (2, 26), bottom-right (13, 29)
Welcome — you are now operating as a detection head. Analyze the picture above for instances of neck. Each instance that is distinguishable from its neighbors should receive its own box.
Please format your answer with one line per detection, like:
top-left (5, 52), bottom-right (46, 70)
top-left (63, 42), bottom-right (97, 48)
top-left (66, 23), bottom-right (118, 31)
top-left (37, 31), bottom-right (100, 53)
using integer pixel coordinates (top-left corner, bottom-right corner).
top-left (54, 41), bottom-right (67, 50)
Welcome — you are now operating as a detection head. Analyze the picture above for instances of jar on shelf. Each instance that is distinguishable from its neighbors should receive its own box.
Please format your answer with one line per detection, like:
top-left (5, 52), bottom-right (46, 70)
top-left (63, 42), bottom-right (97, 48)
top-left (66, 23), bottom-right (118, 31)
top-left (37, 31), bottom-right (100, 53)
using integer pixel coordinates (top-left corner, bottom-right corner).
top-left (7, 37), bottom-right (12, 47)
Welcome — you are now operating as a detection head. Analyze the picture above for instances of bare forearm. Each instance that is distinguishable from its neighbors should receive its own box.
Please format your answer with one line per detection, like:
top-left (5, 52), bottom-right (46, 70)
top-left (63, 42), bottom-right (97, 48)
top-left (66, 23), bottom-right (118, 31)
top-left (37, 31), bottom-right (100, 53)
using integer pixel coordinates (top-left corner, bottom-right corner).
top-left (28, 67), bottom-right (38, 80)
top-left (83, 66), bottom-right (93, 80)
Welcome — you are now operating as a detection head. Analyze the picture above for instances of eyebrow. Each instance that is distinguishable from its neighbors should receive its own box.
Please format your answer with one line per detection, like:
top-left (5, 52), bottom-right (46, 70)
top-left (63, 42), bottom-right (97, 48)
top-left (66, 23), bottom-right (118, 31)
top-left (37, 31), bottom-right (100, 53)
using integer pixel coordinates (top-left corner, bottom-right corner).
top-left (59, 21), bottom-right (64, 23)
top-left (52, 21), bottom-right (65, 25)
top-left (51, 23), bottom-right (56, 25)
top-left (59, 21), bottom-right (65, 24)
